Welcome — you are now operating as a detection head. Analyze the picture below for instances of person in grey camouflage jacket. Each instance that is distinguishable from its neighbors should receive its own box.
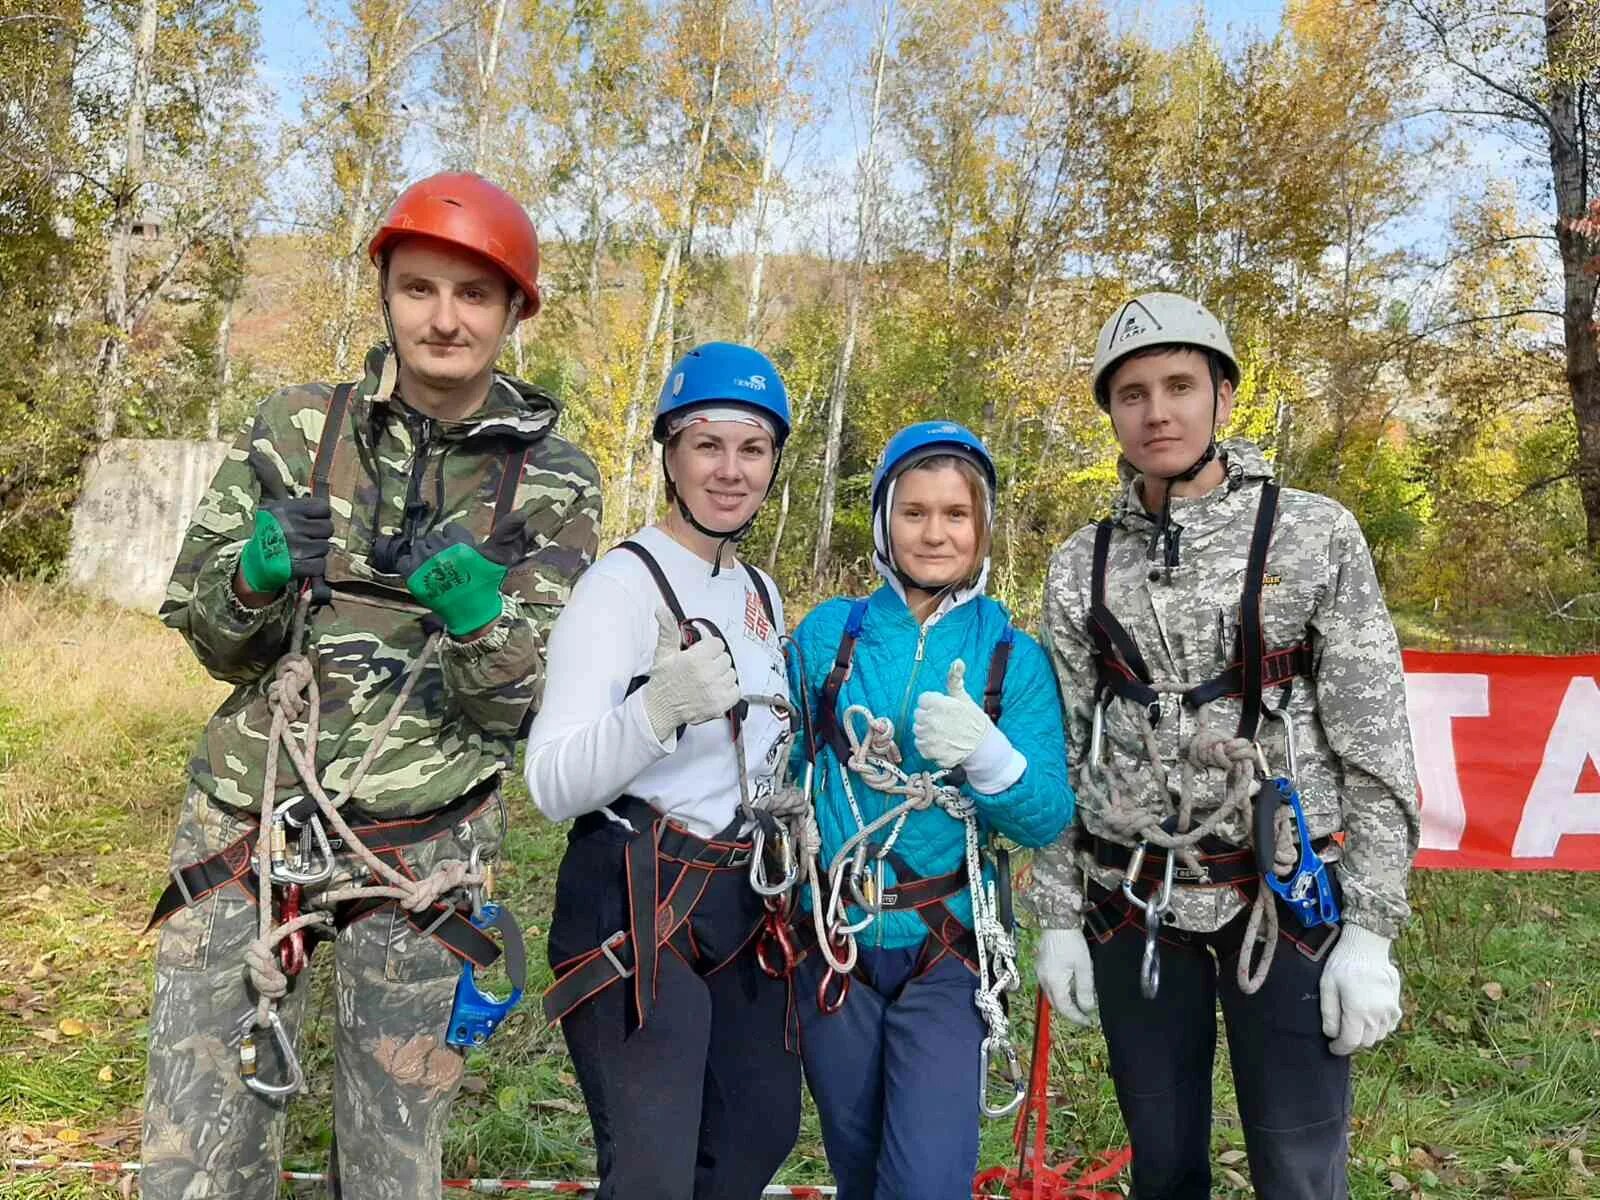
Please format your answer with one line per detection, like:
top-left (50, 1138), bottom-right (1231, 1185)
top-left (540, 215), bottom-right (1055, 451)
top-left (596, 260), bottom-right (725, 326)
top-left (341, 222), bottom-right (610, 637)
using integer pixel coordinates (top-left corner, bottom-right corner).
top-left (141, 173), bottom-right (602, 1200)
top-left (1032, 293), bottom-right (1419, 1200)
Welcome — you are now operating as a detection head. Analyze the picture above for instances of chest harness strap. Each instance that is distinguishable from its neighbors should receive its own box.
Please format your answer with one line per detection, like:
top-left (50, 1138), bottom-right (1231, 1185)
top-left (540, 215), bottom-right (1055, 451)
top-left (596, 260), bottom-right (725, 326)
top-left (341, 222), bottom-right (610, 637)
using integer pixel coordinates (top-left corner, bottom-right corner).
top-left (1089, 482), bottom-right (1311, 740)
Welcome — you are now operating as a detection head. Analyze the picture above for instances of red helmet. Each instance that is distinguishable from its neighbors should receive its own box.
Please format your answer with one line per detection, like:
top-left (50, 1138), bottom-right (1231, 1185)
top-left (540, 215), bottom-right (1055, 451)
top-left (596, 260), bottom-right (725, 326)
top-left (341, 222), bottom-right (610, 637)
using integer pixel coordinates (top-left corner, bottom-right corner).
top-left (368, 172), bottom-right (541, 318)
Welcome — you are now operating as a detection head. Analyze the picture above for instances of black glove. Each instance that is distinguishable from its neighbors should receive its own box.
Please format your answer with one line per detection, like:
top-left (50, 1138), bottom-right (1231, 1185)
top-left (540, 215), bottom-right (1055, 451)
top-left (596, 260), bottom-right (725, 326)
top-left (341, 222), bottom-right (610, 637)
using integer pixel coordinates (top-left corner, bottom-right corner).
top-left (240, 449), bottom-right (333, 594)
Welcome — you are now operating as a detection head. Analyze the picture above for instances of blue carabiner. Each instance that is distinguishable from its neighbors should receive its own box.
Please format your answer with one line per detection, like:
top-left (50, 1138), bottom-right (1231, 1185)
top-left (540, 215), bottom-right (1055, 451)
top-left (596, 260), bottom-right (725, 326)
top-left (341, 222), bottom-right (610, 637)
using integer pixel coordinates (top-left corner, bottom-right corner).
top-left (447, 902), bottom-right (527, 1048)
top-left (1260, 778), bottom-right (1341, 929)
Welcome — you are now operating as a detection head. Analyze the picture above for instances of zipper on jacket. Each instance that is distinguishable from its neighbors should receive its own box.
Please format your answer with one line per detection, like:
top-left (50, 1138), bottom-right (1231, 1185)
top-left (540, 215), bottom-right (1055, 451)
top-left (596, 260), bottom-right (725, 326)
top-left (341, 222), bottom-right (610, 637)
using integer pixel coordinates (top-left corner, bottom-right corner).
top-left (894, 621), bottom-right (931, 734)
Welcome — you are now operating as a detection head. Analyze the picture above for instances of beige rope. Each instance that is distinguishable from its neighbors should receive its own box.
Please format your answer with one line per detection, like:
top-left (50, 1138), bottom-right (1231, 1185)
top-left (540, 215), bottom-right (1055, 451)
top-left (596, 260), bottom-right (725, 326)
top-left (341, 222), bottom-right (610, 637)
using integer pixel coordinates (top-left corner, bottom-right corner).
top-left (1080, 686), bottom-right (1299, 995)
top-left (246, 592), bottom-right (484, 1022)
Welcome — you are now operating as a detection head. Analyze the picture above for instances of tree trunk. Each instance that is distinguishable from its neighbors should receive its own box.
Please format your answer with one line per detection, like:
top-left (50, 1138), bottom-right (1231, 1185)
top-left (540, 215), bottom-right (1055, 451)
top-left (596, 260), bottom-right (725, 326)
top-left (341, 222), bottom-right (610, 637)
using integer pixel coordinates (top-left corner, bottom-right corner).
top-left (813, 0), bottom-right (893, 578)
top-left (333, 149), bottom-right (377, 376)
top-left (618, 6), bottom-right (729, 530)
top-left (95, 0), bottom-right (160, 440)
top-left (472, 0), bottom-right (511, 172)
top-left (744, 0), bottom-right (785, 343)
top-left (209, 238), bottom-right (241, 441)
top-left (1545, 0), bottom-right (1600, 561)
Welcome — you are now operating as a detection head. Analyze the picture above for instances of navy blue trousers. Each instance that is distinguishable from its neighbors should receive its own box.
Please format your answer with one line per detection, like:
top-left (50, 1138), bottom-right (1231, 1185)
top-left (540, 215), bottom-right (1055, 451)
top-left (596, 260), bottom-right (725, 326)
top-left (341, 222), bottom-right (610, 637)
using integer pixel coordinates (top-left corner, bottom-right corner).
top-left (1087, 893), bottom-right (1352, 1200)
top-left (796, 945), bottom-right (986, 1200)
top-left (551, 815), bottom-right (801, 1200)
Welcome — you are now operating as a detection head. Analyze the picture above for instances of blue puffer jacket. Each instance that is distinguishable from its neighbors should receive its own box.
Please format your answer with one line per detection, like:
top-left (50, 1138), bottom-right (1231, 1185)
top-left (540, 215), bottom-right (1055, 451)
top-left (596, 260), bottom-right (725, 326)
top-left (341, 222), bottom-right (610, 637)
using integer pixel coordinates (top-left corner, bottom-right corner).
top-left (789, 585), bottom-right (1074, 950)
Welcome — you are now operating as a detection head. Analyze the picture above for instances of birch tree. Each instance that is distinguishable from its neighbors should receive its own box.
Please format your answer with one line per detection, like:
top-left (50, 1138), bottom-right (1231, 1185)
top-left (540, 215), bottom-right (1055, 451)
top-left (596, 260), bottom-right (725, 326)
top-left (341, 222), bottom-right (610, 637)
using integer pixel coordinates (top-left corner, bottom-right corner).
top-left (813, 0), bottom-right (896, 578)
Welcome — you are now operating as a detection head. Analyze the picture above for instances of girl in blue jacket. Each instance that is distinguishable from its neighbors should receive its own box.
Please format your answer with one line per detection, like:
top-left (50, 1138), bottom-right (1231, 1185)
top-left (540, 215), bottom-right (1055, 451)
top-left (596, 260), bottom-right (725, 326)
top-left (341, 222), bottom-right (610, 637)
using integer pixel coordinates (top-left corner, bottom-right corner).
top-left (787, 421), bottom-right (1075, 1200)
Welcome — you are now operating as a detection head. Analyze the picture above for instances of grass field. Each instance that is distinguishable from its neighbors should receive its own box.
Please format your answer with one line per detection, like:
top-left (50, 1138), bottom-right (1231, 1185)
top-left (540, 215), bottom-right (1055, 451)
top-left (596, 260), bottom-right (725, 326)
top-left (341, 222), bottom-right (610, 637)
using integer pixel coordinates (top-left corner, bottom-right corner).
top-left (1, 582), bottom-right (1597, 1198)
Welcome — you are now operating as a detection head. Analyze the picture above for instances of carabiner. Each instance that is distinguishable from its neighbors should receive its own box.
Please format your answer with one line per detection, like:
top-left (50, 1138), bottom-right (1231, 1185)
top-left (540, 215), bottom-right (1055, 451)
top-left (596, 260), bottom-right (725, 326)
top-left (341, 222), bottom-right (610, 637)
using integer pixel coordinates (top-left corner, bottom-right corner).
top-left (817, 965), bottom-right (851, 1015)
top-left (277, 884), bottom-right (308, 977)
top-left (1139, 900), bottom-right (1163, 999)
top-left (238, 1009), bottom-right (304, 1098)
top-left (979, 1036), bottom-right (1026, 1118)
top-left (1088, 698), bottom-right (1108, 778)
top-left (750, 823), bottom-right (800, 898)
top-left (755, 906), bottom-right (800, 980)
top-left (273, 814), bottom-right (334, 886)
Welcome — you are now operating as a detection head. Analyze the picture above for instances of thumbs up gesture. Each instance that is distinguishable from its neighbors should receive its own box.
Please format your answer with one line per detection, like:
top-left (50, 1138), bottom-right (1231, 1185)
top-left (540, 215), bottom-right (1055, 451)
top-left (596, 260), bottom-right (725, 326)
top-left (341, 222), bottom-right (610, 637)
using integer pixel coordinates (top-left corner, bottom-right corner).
top-left (913, 659), bottom-right (992, 769)
top-left (640, 607), bottom-right (742, 742)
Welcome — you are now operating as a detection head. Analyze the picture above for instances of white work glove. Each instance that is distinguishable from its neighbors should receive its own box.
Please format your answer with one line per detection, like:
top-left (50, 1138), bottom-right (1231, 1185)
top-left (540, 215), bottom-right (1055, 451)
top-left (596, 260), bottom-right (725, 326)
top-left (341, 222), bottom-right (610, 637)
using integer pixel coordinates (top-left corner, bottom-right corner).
top-left (641, 607), bottom-right (741, 742)
top-left (1036, 928), bottom-right (1098, 1028)
top-left (1319, 923), bottom-right (1402, 1056)
top-left (913, 660), bottom-right (1026, 793)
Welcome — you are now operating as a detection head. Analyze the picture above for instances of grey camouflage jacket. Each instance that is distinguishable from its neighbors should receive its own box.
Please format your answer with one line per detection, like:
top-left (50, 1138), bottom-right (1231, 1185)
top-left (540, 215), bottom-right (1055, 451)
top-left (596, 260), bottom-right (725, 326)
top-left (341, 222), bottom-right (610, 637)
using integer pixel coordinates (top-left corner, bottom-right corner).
top-left (1032, 439), bottom-right (1419, 938)
top-left (160, 345), bottom-right (603, 818)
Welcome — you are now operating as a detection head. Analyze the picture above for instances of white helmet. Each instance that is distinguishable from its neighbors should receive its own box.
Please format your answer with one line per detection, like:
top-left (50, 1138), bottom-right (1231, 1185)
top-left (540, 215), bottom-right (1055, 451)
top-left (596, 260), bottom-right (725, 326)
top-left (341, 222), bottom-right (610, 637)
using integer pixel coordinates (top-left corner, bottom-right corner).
top-left (1091, 292), bottom-right (1240, 411)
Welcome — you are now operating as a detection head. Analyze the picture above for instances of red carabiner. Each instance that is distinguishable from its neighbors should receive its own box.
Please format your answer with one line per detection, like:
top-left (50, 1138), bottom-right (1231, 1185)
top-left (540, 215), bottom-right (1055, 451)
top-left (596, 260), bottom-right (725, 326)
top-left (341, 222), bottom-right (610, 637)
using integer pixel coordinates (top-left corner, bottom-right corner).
top-left (278, 883), bottom-right (308, 976)
top-left (755, 908), bottom-right (799, 980)
top-left (817, 965), bottom-right (850, 1014)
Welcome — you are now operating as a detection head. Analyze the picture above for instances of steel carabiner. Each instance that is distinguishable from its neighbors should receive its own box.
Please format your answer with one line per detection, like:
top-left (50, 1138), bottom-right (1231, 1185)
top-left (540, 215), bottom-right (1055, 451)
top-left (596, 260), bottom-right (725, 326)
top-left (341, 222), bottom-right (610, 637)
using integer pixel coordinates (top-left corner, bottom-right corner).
top-left (237, 1009), bottom-right (305, 1098)
top-left (273, 814), bottom-right (334, 886)
top-left (979, 1035), bottom-right (1026, 1118)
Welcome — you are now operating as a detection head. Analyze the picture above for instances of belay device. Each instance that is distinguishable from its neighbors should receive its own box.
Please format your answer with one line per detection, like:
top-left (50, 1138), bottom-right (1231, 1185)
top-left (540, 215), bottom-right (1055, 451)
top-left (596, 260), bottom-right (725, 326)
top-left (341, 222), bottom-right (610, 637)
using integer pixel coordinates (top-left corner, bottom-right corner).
top-left (1254, 707), bottom-right (1340, 929)
top-left (448, 902), bottom-right (527, 1047)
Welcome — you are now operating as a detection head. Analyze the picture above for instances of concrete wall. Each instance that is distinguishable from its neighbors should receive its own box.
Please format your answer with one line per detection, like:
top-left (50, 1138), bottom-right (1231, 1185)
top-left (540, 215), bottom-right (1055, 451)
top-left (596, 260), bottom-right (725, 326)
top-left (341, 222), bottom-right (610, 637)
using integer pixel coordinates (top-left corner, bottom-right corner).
top-left (67, 438), bottom-right (230, 614)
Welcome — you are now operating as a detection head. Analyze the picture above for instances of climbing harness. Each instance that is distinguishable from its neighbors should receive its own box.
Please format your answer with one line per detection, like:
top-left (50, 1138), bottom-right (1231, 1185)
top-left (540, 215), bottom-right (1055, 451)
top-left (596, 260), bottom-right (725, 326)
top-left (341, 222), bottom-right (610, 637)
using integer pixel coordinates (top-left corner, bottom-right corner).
top-left (1079, 480), bottom-right (1338, 997)
top-left (799, 598), bottom-right (1026, 1118)
top-left (149, 382), bottom-right (532, 1097)
top-left (542, 539), bottom-right (813, 1035)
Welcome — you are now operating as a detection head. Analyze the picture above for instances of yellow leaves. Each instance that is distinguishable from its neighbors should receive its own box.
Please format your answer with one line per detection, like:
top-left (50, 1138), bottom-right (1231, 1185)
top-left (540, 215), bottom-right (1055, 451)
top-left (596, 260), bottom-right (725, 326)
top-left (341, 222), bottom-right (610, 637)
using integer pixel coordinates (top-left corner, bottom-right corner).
top-left (98, 1064), bottom-right (116, 1084)
top-left (59, 1016), bottom-right (88, 1037)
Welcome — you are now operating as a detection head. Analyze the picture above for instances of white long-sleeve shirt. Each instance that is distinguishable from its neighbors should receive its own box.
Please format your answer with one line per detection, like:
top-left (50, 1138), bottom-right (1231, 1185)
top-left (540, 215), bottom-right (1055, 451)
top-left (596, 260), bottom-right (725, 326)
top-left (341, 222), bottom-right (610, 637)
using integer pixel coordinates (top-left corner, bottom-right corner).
top-left (523, 525), bottom-right (791, 839)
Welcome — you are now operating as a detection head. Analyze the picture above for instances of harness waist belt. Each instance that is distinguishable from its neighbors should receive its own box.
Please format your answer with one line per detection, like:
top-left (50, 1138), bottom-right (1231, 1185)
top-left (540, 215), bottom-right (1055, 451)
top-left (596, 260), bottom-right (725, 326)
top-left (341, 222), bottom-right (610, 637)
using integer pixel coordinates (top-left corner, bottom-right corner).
top-left (543, 796), bottom-right (755, 1029)
top-left (1088, 831), bottom-right (1333, 889)
top-left (147, 782), bottom-right (502, 969)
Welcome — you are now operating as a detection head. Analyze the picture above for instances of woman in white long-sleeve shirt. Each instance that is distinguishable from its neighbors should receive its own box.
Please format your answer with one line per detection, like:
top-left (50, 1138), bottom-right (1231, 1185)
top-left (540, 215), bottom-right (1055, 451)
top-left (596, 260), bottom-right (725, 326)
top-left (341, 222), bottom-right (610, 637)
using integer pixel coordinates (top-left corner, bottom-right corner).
top-left (524, 342), bottom-right (799, 1200)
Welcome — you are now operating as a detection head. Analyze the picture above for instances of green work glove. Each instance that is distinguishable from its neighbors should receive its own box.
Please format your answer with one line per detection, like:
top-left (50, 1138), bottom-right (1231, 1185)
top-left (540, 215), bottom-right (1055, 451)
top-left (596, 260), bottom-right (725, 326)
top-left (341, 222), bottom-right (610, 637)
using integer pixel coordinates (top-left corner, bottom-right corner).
top-left (397, 515), bottom-right (531, 637)
top-left (239, 450), bottom-right (333, 594)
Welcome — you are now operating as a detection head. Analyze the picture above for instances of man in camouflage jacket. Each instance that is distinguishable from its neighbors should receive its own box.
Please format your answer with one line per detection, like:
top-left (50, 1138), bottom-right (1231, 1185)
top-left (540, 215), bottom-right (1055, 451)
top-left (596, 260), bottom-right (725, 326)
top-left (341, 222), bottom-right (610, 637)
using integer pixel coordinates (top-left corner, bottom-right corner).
top-left (141, 173), bottom-right (602, 1200)
top-left (1032, 294), bottom-right (1418, 1200)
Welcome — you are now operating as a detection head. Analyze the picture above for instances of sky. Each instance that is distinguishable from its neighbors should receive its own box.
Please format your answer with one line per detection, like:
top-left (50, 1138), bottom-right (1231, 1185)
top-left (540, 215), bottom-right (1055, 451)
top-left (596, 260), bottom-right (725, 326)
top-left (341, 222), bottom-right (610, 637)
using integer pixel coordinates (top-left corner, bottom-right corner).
top-left (243, 0), bottom-right (1554, 305)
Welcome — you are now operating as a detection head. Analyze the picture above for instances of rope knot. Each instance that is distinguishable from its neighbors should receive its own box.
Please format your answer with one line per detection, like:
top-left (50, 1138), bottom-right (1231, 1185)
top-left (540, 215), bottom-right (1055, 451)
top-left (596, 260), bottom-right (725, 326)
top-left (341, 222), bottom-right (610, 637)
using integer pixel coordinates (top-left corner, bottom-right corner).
top-left (1186, 729), bottom-right (1255, 771)
top-left (269, 653), bottom-right (315, 720)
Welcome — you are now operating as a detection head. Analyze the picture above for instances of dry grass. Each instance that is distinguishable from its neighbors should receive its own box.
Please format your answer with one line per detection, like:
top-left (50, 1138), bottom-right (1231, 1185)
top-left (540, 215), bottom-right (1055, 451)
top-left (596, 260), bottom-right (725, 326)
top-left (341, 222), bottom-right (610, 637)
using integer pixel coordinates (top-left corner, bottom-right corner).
top-left (0, 583), bottom-right (226, 844)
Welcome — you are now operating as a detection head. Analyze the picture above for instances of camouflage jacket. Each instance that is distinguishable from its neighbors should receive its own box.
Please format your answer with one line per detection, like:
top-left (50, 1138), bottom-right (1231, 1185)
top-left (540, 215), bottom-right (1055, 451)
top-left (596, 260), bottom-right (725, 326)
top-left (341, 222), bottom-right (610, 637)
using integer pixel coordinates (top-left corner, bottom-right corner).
top-left (1032, 439), bottom-right (1419, 938)
top-left (161, 345), bottom-right (603, 819)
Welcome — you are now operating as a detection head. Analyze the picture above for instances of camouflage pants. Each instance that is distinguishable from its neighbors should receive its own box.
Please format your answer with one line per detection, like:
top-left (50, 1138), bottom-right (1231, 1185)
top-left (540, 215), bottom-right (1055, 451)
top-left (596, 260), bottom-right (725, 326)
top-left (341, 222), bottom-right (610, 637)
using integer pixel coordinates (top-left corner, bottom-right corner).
top-left (141, 786), bottom-right (505, 1200)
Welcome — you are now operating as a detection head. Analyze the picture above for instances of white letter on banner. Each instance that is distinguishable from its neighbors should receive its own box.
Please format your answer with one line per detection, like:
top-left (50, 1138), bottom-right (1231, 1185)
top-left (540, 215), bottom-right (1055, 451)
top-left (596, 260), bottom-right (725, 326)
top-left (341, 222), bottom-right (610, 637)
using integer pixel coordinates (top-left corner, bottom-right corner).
top-left (1405, 674), bottom-right (1489, 851)
top-left (1512, 675), bottom-right (1600, 858)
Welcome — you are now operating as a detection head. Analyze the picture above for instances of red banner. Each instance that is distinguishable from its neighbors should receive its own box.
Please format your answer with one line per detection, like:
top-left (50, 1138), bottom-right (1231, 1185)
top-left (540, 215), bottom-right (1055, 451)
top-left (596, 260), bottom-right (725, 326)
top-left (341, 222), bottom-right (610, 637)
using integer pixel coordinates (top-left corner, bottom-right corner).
top-left (1405, 651), bottom-right (1600, 870)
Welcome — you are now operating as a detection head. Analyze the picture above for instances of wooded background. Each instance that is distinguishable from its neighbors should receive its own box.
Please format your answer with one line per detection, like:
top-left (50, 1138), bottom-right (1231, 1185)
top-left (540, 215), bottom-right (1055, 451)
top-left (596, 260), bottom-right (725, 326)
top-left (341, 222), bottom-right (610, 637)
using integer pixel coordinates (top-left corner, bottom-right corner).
top-left (3, 0), bottom-right (1597, 647)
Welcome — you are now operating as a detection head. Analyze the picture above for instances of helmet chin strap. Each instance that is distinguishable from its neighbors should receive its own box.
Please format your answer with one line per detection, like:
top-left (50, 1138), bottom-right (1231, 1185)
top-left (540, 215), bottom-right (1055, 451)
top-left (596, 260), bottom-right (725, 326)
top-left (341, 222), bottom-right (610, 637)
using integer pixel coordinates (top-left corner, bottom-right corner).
top-left (661, 443), bottom-right (783, 576)
top-left (1147, 352), bottom-right (1224, 569)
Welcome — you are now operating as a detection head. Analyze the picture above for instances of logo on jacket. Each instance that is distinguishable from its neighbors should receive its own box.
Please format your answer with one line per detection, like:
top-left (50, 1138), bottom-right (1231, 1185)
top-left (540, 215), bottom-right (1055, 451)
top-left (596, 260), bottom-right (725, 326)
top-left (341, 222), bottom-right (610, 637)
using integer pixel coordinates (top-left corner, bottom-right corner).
top-left (744, 589), bottom-right (772, 643)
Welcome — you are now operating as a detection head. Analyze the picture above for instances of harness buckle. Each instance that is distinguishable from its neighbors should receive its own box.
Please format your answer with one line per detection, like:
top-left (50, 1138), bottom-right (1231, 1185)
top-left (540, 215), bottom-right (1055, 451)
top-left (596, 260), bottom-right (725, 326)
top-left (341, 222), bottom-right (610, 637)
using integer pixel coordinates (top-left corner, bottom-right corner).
top-left (168, 866), bottom-right (197, 910)
top-left (600, 930), bottom-right (635, 980)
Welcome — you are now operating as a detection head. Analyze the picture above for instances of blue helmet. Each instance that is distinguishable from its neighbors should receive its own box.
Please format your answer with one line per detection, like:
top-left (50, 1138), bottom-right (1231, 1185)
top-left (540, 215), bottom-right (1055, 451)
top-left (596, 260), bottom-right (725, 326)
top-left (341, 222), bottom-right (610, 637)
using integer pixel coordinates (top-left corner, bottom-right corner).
top-left (653, 342), bottom-right (791, 445)
top-left (871, 421), bottom-right (997, 509)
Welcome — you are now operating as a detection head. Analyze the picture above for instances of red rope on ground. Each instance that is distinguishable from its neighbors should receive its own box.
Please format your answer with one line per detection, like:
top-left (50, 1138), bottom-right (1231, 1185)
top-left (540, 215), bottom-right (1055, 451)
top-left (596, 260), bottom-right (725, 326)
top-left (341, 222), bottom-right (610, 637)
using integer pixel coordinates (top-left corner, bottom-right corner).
top-left (972, 993), bottom-right (1133, 1200)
